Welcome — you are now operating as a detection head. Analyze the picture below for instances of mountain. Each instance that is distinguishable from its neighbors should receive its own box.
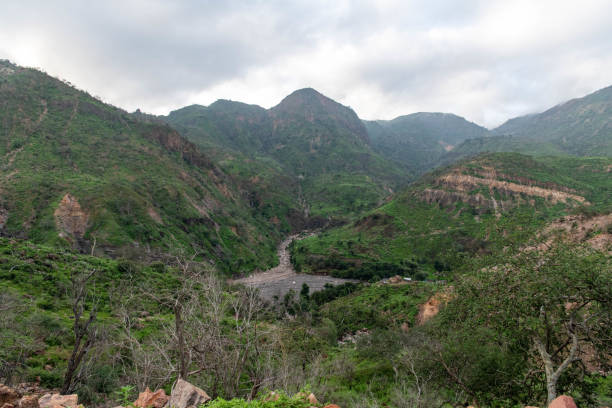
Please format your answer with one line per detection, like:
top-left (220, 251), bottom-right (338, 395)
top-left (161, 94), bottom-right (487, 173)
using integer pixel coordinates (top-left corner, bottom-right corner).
top-left (291, 152), bottom-right (612, 280)
top-left (164, 88), bottom-right (408, 218)
top-left (446, 85), bottom-right (612, 161)
top-left (365, 112), bottom-right (489, 174)
top-left (0, 60), bottom-right (280, 273)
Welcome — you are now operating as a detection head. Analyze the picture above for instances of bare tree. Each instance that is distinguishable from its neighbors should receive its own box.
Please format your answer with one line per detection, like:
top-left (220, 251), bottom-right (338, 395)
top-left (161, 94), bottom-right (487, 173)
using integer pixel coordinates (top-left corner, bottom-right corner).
top-left (61, 269), bottom-right (99, 394)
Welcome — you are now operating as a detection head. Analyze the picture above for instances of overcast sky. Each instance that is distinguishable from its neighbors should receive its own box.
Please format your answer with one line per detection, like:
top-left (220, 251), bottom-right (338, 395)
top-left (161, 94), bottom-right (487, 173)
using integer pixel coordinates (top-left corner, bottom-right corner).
top-left (2, 0), bottom-right (611, 128)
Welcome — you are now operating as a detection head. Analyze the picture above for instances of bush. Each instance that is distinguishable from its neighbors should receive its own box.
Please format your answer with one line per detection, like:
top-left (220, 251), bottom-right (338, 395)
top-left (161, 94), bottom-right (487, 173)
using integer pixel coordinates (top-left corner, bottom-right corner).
top-left (26, 366), bottom-right (63, 388)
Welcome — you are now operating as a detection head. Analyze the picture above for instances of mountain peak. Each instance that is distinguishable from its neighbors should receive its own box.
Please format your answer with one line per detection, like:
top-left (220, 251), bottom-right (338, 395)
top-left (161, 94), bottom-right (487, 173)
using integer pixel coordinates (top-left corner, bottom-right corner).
top-left (273, 87), bottom-right (336, 111)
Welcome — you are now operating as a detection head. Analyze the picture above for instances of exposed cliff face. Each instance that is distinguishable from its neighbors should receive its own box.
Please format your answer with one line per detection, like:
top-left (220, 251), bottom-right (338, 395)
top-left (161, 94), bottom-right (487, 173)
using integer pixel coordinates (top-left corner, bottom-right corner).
top-left (437, 173), bottom-right (587, 204)
top-left (417, 159), bottom-right (588, 214)
top-left (54, 193), bottom-right (88, 240)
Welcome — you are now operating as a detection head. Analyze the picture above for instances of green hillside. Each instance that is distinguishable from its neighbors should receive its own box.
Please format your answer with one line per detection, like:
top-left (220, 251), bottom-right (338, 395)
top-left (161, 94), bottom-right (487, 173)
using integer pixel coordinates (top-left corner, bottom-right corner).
top-left (165, 89), bottom-right (409, 219)
top-left (446, 85), bottom-right (612, 162)
top-left (365, 112), bottom-right (489, 174)
top-left (0, 60), bottom-right (279, 274)
top-left (291, 153), bottom-right (612, 280)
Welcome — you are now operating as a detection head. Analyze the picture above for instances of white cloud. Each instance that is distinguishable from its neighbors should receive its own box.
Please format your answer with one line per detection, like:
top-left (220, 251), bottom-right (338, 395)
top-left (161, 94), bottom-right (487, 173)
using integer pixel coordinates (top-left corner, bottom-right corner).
top-left (1, 0), bottom-right (611, 127)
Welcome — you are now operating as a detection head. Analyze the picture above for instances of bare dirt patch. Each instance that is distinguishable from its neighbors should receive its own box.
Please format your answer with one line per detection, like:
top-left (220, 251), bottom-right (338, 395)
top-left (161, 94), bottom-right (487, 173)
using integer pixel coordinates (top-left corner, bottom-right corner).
top-left (232, 233), bottom-right (357, 300)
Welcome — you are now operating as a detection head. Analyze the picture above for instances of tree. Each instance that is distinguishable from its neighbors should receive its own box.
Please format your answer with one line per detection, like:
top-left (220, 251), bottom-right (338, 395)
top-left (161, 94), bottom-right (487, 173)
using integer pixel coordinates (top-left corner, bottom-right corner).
top-left (62, 269), bottom-right (99, 394)
top-left (432, 244), bottom-right (611, 406)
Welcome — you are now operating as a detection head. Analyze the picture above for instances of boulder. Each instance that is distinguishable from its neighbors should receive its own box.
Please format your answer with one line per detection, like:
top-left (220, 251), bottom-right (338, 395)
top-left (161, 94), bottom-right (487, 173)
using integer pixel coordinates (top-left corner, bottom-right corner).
top-left (307, 393), bottom-right (318, 405)
top-left (0, 385), bottom-right (20, 405)
top-left (167, 379), bottom-right (210, 408)
top-left (323, 405), bottom-right (341, 408)
top-left (133, 388), bottom-right (168, 408)
top-left (18, 396), bottom-right (39, 408)
top-left (38, 394), bottom-right (78, 408)
top-left (2, 403), bottom-right (15, 408)
top-left (548, 395), bottom-right (577, 408)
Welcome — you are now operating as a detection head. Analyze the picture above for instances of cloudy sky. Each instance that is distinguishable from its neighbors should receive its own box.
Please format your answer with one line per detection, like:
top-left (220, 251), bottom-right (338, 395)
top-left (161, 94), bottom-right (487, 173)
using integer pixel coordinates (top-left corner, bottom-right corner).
top-left (2, 0), bottom-right (611, 128)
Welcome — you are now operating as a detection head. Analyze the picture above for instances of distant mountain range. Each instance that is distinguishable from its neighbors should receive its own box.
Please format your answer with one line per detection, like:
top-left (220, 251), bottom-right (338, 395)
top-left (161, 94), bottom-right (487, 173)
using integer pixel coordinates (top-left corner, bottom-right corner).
top-left (365, 112), bottom-right (488, 173)
top-left (1, 58), bottom-right (611, 270)
top-left (164, 88), bottom-right (408, 218)
top-left (446, 85), bottom-right (612, 162)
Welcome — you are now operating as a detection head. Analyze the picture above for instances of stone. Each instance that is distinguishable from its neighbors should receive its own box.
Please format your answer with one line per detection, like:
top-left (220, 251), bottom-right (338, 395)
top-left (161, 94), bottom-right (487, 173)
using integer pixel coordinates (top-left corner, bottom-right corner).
top-left (167, 379), bottom-right (210, 408)
top-left (0, 385), bottom-right (20, 405)
top-left (38, 394), bottom-right (78, 408)
top-left (323, 405), bottom-right (341, 408)
top-left (548, 395), bottom-right (577, 408)
top-left (133, 388), bottom-right (168, 408)
top-left (2, 403), bottom-right (15, 408)
top-left (264, 392), bottom-right (279, 402)
top-left (18, 396), bottom-right (39, 408)
top-left (307, 393), bottom-right (318, 405)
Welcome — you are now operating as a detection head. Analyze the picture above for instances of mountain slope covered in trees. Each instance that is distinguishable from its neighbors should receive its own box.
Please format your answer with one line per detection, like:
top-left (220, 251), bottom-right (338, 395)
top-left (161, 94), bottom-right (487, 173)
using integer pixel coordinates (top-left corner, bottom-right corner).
top-left (446, 85), bottom-right (612, 162)
top-left (0, 60), bottom-right (280, 273)
top-left (164, 88), bottom-right (409, 218)
top-left (292, 152), bottom-right (612, 280)
top-left (365, 112), bottom-right (489, 174)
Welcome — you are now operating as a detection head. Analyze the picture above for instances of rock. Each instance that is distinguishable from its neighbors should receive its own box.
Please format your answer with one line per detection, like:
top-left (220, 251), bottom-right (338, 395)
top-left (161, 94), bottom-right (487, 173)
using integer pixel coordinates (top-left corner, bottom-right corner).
top-left (54, 193), bottom-right (89, 239)
top-left (307, 393), bottom-right (318, 405)
top-left (43, 366), bottom-right (53, 372)
top-left (264, 392), bottom-right (279, 402)
top-left (18, 396), bottom-right (39, 408)
top-left (38, 394), bottom-right (78, 408)
top-left (548, 395), bottom-right (577, 408)
top-left (0, 385), bottom-right (20, 405)
top-left (323, 405), bottom-right (341, 408)
top-left (167, 379), bottom-right (210, 408)
top-left (133, 388), bottom-right (168, 408)
top-left (2, 403), bottom-right (15, 408)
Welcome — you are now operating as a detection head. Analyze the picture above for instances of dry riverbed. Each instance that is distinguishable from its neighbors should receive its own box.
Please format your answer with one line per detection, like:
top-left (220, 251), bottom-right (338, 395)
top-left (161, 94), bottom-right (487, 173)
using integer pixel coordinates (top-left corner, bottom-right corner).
top-left (232, 233), bottom-right (357, 301)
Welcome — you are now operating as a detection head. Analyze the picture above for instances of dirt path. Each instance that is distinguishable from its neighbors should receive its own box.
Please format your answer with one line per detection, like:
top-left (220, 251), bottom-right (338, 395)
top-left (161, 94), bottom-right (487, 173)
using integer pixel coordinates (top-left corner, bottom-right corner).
top-left (232, 232), bottom-right (357, 300)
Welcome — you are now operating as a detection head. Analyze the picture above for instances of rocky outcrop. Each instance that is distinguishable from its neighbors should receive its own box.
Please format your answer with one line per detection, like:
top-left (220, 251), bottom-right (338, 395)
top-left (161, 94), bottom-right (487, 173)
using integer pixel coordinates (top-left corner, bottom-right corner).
top-left (17, 396), bottom-right (38, 408)
top-left (548, 395), bottom-right (577, 408)
top-left (38, 394), bottom-right (77, 408)
top-left (419, 188), bottom-right (495, 213)
top-left (167, 379), bottom-right (210, 408)
top-left (416, 288), bottom-right (454, 325)
top-left (133, 388), bottom-right (168, 408)
top-left (0, 385), bottom-right (19, 406)
top-left (54, 194), bottom-right (88, 239)
top-left (437, 174), bottom-right (587, 205)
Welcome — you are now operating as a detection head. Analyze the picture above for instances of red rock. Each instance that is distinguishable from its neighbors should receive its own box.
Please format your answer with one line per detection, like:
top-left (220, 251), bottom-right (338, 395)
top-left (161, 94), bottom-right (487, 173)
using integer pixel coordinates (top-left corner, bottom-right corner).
top-left (307, 393), bottom-right (318, 405)
top-left (0, 385), bottom-right (20, 405)
top-left (133, 388), bottom-right (168, 408)
top-left (18, 396), bottom-right (39, 408)
top-left (2, 403), bottom-right (15, 408)
top-left (548, 395), bottom-right (577, 408)
top-left (323, 405), bottom-right (341, 408)
top-left (38, 394), bottom-right (78, 408)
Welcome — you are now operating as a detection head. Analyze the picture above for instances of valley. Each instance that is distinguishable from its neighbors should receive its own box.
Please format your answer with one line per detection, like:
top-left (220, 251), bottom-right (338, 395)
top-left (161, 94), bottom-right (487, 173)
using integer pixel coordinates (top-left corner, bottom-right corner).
top-left (231, 233), bottom-right (357, 300)
top-left (1, 58), bottom-right (611, 408)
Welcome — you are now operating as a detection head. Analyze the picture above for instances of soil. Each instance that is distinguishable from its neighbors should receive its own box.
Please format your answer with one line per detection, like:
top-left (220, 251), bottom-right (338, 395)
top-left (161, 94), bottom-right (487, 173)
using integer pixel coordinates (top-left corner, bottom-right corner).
top-left (232, 233), bottom-right (357, 300)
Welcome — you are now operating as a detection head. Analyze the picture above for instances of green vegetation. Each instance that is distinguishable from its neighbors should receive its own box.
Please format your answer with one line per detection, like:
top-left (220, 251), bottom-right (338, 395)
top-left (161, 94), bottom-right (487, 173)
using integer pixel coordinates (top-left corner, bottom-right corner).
top-left (164, 88), bottom-right (409, 220)
top-left (365, 112), bottom-right (488, 174)
top-left (0, 60), bottom-right (280, 274)
top-left (292, 153), bottom-right (612, 280)
top-left (1, 60), bottom-right (611, 407)
top-left (446, 85), bottom-right (612, 162)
